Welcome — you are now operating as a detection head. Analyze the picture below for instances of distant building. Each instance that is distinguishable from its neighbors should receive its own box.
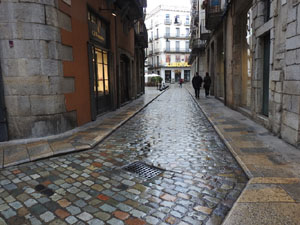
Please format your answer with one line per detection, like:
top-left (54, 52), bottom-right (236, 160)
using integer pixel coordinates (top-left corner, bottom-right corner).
top-left (145, 5), bottom-right (192, 84)
top-left (0, 0), bottom-right (147, 141)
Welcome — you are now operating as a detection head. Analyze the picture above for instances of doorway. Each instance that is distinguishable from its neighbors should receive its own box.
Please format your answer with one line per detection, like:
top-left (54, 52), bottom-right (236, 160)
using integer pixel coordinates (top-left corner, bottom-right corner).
top-left (175, 70), bottom-right (181, 82)
top-left (89, 46), bottom-right (111, 117)
top-left (0, 68), bottom-right (8, 141)
top-left (120, 55), bottom-right (130, 104)
top-left (262, 33), bottom-right (270, 116)
top-left (165, 70), bottom-right (171, 83)
top-left (184, 70), bottom-right (190, 82)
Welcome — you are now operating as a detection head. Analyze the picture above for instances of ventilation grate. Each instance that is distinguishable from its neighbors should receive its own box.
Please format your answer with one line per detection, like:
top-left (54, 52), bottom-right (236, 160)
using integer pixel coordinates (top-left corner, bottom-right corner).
top-left (122, 161), bottom-right (163, 179)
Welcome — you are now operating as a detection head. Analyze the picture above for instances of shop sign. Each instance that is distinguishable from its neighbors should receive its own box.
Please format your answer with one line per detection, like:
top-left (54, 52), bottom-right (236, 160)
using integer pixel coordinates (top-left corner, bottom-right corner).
top-left (88, 11), bottom-right (107, 45)
top-left (166, 62), bottom-right (190, 67)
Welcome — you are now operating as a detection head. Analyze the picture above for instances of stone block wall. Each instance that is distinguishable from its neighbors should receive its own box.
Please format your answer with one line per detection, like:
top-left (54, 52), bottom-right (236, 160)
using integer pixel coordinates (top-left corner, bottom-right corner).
top-left (252, 0), bottom-right (300, 147)
top-left (281, 0), bottom-right (300, 146)
top-left (0, 0), bottom-right (76, 139)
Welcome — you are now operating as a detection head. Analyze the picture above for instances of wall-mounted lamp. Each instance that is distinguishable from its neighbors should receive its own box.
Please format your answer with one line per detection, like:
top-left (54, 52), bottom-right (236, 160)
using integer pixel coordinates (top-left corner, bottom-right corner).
top-left (99, 8), bottom-right (117, 17)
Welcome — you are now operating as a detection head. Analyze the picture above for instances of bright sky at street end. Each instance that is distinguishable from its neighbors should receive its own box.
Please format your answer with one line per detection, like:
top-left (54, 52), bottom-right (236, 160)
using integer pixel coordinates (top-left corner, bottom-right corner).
top-left (146, 0), bottom-right (191, 12)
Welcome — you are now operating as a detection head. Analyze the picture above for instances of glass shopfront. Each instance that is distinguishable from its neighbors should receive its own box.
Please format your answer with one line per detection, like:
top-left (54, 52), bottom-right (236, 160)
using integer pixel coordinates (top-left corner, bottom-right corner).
top-left (88, 9), bottom-right (111, 119)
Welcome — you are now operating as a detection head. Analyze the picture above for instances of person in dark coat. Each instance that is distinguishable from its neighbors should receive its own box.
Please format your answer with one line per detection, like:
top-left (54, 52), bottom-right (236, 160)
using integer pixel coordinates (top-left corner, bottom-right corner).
top-left (203, 72), bottom-right (211, 97)
top-left (192, 72), bottom-right (203, 98)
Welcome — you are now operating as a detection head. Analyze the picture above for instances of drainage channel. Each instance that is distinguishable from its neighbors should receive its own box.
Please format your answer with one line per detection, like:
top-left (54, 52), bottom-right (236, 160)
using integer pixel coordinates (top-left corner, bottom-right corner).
top-left (122, 161), bottom-right (164, 180)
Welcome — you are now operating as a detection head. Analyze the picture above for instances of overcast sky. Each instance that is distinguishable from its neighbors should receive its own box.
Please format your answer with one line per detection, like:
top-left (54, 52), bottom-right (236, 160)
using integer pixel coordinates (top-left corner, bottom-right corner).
top-left (147, 0), bottom-right (191, 12)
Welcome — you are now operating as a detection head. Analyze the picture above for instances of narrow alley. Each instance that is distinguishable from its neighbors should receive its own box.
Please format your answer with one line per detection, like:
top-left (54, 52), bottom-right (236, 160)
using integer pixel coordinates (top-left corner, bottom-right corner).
top-left (0, 86), bottom-right (247, 225)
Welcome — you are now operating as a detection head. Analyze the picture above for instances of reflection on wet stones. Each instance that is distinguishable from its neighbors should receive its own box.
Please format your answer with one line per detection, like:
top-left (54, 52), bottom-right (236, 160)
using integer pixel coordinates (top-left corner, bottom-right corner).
top-left (0, 87), bottom-right (247, 225)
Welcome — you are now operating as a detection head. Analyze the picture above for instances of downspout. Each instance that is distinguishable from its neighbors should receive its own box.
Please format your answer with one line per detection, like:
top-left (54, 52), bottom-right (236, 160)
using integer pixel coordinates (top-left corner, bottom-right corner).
top-left (223, 0), bottom-right (227, 106)
top-left (0, 61), bottom-right (8, 141)
top-left (114, 9), bottom-right (120, 108)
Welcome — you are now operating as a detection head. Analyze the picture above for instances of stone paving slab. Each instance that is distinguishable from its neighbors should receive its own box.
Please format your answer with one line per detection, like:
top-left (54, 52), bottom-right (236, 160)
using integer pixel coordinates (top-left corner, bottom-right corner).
top-left (186, 84), bottom-right (300, 225)
top-left (0, 87), bottom-right (164, 169)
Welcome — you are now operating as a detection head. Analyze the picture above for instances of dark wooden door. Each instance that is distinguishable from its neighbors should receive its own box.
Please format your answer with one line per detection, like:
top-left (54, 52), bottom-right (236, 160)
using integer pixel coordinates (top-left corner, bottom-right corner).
top-left (262, 34), bottom-right (270, 116)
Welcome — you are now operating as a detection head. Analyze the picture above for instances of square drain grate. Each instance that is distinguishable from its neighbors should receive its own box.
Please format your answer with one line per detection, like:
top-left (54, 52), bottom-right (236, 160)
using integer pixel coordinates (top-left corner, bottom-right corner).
top-left (122, 161), bottom-right (163, 179)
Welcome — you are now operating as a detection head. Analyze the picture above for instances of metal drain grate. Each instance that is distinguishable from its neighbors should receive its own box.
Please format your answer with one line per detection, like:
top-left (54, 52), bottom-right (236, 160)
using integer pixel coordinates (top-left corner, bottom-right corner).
top-left (122, 161), bottom-right (163, 179)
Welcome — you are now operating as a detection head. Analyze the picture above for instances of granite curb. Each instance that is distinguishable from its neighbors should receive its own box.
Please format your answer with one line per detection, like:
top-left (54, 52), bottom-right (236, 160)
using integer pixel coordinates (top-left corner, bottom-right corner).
top-left (186, 85), bottom-right (300, 225)
top-left (0, 87), bottom-right (168, 169)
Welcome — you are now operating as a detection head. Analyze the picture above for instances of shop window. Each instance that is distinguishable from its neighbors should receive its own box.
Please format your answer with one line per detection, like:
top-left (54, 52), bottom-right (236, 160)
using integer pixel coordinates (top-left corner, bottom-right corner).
top-left (166, 55), bottom-right (170, 63)
top-left (95, 49), bottom-right (109, 96)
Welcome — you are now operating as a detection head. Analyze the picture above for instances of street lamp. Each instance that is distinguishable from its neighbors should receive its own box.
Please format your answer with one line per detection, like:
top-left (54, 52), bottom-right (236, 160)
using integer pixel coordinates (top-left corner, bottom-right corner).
top-left (98, 8), bottom-right (117, 17)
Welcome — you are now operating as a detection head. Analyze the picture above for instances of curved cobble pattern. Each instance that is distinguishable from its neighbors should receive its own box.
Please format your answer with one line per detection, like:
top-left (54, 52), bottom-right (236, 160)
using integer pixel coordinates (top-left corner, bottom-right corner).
top-left (0, 86), bottom-right (247, 225)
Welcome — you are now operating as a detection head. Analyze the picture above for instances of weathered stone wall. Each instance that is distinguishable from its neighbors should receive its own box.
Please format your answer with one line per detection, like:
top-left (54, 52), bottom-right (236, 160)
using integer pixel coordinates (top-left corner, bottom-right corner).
top-left (0, 0), bottom-right (76, 139)
top-left (281, 0), bottom-right (300, 146)
top-left (252, 0), bottom-right (300, 147)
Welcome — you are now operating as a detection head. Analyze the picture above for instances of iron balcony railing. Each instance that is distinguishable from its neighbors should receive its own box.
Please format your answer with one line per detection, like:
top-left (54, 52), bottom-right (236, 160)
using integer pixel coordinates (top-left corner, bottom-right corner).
top-left (191, 38), bottom-right (206, 51)
top-left (164, 33), bottom-right (190, 39)
top-left (164, 48), bottom-right (191, 53)
top-left (204, 0), bottom-right (224, 30)
top-left (164, 19), bottom-right (172, 25)
top-left (154, 48), bottom-right (160, 53)
top-left (200, 19), bottom-right (210, 40)
top-left (174, 19), bottom-right (182, 25)
top-left (185, 21), bottom-right (190, 26)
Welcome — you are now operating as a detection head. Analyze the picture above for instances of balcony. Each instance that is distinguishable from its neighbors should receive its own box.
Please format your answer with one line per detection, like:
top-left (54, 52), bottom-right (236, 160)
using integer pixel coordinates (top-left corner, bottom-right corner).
top-left (203, 0), bottom-right (224, 30)
top-left (164, 33), bottom-right (189, 39)
top-left (164, 19), bottom-right (172, 25)
top-left (115, 0), bottom-right (145, 21)
top-left (200, 19), bottom-right (210, 40)
top-left (174, 19), bottom-right (182, 25)
top-left (164, 48), bottom-right (191, 53)
top-left (149, 63), bottom-right (162, 68)
top-left (135, 24), bottom-right (148, 48)
top-left (154, 48), bottom-right (160, 53)
top-left (191, 38), bottom-right (206, 52)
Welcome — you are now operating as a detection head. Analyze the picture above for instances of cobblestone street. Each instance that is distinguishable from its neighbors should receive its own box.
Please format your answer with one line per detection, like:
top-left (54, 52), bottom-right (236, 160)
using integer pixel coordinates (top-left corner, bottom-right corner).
top-left (0, 86), bottom-right (247, 225)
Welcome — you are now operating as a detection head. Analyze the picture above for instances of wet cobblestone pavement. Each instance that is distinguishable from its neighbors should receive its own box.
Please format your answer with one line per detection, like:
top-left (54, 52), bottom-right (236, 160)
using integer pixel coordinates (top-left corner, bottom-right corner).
top-left (0, 86), bottom-right (247, 225)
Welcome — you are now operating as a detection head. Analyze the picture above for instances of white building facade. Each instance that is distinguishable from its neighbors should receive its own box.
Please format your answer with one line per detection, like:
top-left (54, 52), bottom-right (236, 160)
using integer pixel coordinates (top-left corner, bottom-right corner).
top-left (146, 5), bottom-right (191, 83)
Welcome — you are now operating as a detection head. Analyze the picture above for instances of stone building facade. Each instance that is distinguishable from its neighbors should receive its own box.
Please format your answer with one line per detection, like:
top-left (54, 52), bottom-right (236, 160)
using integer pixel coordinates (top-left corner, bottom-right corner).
top-left (189, 0), bottom-right (209, 79)
top-left (190, 0), bottom-right (300, 148)
top-left (0, 0), bottom-right (147, 141)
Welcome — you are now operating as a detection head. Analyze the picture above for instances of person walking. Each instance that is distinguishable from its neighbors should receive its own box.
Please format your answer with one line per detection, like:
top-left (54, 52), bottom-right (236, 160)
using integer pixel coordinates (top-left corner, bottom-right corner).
top-left (203, 72), bottom-right (211, 97)
top-left (179, 78), bottom-right (183, 88)
top-left (192, 72), bottom-right (203, 98)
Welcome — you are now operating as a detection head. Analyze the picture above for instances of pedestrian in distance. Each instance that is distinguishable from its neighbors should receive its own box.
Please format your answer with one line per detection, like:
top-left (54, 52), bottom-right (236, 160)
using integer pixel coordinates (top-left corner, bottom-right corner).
top-left (204, 72), bottom-right (211, 98)
top-left (179, 78), bottom-right (183, 88)
top-left (192, 72), bottom-right (203, 98)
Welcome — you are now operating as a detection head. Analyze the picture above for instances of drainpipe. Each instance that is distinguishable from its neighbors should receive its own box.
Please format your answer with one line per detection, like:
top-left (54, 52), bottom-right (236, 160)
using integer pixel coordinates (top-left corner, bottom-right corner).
top-left (114, 10), bottom-right (120, 108)
top-left (0, 61), bottom-right (8, 141)
top-left (223, 4), bottom-right (227, 106)
top-left (223, 0), bottom-right (231, 106)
